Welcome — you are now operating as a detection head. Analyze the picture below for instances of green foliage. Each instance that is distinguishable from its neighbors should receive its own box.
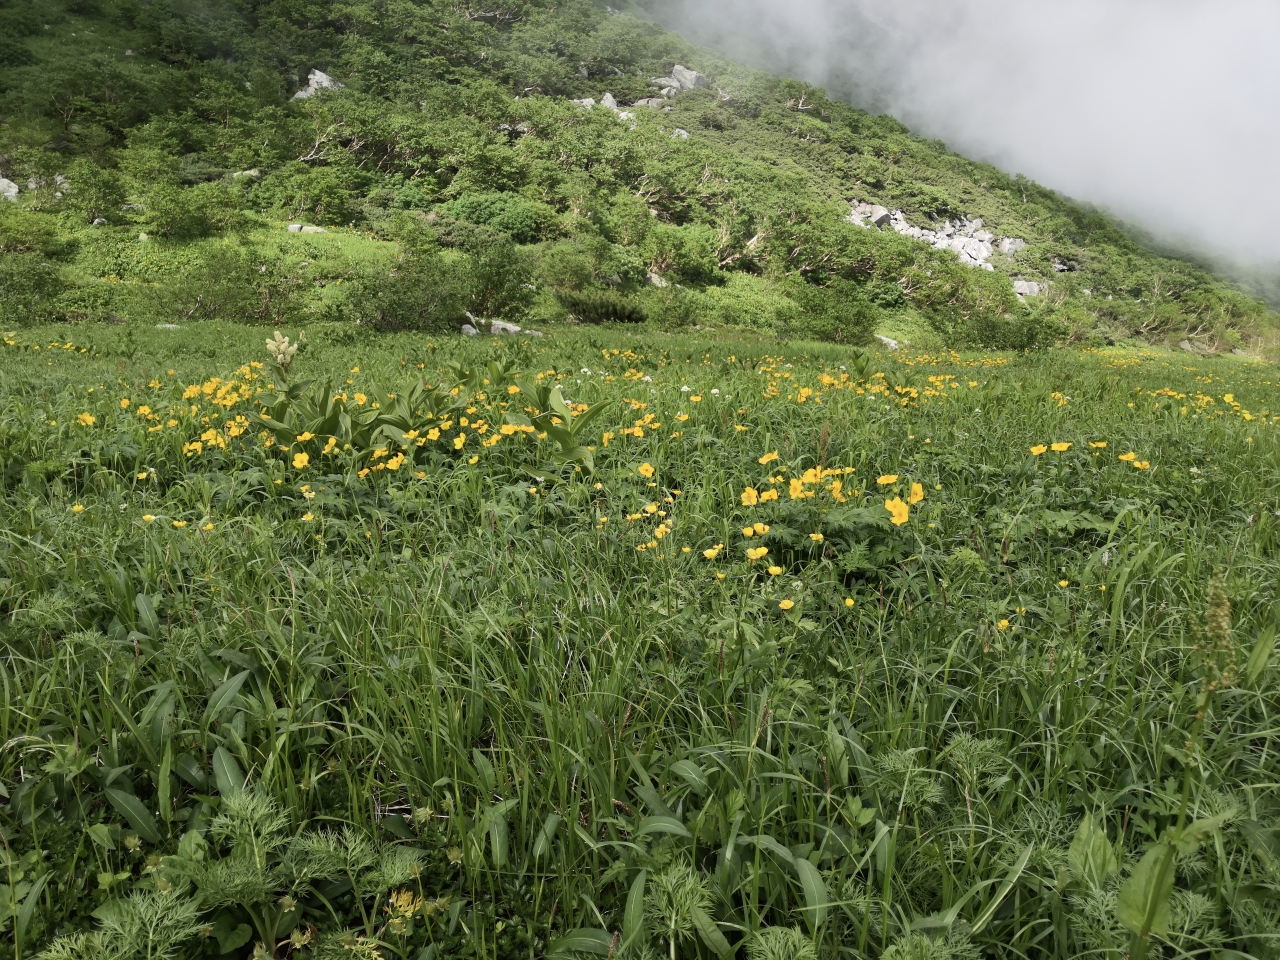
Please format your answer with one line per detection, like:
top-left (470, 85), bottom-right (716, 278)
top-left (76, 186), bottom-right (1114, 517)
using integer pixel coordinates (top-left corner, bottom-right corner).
top-left (783, 279), bottom-right (880, 344)
top-left (555, 287), bottom-right (646, 325)
top-left (352, 246), bottom-right (469, 333)
top-left (439, 191), bottom-right (558, 244)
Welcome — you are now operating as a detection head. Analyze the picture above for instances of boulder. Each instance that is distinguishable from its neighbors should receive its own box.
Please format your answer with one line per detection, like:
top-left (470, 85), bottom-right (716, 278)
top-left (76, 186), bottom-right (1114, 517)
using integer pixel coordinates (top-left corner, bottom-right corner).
top-left (648, 272), bottom-right (669, 288)
top-left (288, 224), bottom-right (303, 233)
top-left (1179, 340), bottom-right (1195, 353)
top-left (1013, 280), bottom-right (1041, 297)
top-left (633, 97), bottom-right (666, 109)
top-left (875, 335), bottom-right (899, 351)
top-left (671, 65), bottom-right (710, 90)
top-left (672, 128), bottom-right (690, 140)
top-left (461, 324), bottom-right (480, 337)
top-left (1232, 348), bottom-right (1246, 356)
top-left (650, 76), bottom-right (679, 89)
top-left (866, 205), bottom-right (891, 227)
top-left (92, 218), bottom-right (108, 226)
top-left (600, 92), bottom-right (617, 109)
top-left (301, 225), bottom-right (327, 234)
top-left (292, 69), bottom-right (345, 100)
top-left (490, 319), bottom-right (522, 336)
top-left (999, 237), bottom-right (1026, 256)
top-left (571, 98), bottom-right (596, 108)
top-left (0, 178), bottom-right (18, 202)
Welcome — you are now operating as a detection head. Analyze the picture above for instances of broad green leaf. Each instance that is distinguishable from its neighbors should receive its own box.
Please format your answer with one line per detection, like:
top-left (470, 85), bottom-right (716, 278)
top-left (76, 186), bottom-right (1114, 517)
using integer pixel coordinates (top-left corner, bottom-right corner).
top-left (1246, 624), bottom-right (1276, 684)
top-left (472, 748), bottom-right (497, 794)
top-left (547, 929), bottom-right (614, 956)
top-left (793, 857), bottom-right (829, 931)
top-left (532, 814), bottom-right (561, 859)
top-left (104, 788), bottom-right (161, 843)
top-left (1068, 815), bottom-right (1116, 888)
top-left (623, 869), bottom-right (647, 952)
top-left (740, 833), bottom-right (794, 865)
top-left (203, 670), bottom-right (251, 726)
top-left (489, 810), bottom-right (509, 867)
top-left (1176, 810), bottom-right (1238, 854)
top-left (669, 760), bottom-right (708, 794)
top-left (211, 746), bottom-right (245, 796)
top-left (85, 823), bottom-right (114, 851)
top-left (1117, 843), bottom-right (1174, 937)
top-left (157, 742), bottom-right (172, 824)
top-left (690, 905), bottom-right (733, 958)
top-left (17, 874), bottom-right (50, 942)
top-left (635, 815), bottom-right (690, 839)
top-left (633, 782), bottom-right (675, 818)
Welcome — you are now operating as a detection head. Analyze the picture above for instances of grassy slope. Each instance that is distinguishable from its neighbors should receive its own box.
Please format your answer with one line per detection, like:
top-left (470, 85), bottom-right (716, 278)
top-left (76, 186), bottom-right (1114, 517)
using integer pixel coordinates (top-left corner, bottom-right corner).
top-left (0, 0), bottom-right (1275, 352)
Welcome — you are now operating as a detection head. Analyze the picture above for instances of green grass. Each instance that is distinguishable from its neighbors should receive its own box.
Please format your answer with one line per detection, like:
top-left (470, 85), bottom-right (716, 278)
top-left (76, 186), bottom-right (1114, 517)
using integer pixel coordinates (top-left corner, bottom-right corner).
top-left (1, 320), bottom-right (1279, 959)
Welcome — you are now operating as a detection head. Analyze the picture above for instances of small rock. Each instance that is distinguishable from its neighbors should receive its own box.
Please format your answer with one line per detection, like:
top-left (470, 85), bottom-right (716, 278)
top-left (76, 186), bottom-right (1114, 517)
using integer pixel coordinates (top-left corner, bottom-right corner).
top-left (138, 232), bottom-right (149, 241)
top-left (867, 205), bottom-right (891, 227)
top-left (1232, 348), bottom-right (1246, 356)
top-left (300, 225), bottom-right (327, 234)
top-left (461, 324), bottom-right (480, 337)
top-left (999, 238), bottom-right (1026, 255)
top-left (633, 98), bottom-right (666, 108)
top-left (524, 330), bottom-right (544, 338)
top-left (571, 98), bottom-right (596, 108)
top-left (124, 49), bottom-right (134, 55)
top-left (600, 92), bottom-right (618, 109)
top-left (92, 218), bottom-right (108, 226)
top-left (672, 129), bottom-right (689, 140)
top-left (155, 323), bottom-right (180, 330)
top-left (1013, 280), bottom-right (1041, 297)
top-left (490, 319), bottom-right (522, 335)
top-left (650, 76), bottom-right (679, 90)
top-left (288, 224), bottom-right (303, 233)
top-left (875, 335), bottom-right (899, 351)
top-left (292, 69), bottom-right (344, 100)
top-left (1179, 340), bottom-right (1196, 353)
top-left (0, 178), bottom-right (18, 202)
top-left (973, 229), bottom-right (993, 243)
top-left (578, 66), bottom-right (589, 79)
top-left (648, 272), bottom-right (669, 288)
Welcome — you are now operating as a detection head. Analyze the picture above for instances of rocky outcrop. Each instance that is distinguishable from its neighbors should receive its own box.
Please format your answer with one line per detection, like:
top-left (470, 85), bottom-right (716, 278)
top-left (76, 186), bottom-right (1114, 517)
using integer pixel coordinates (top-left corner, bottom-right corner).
top-left (292, 69), bottom-right (344, 100)
top-left (649, 64), bottom-right (709, 97)
top-left (0, 178), bottom-right (17, 202)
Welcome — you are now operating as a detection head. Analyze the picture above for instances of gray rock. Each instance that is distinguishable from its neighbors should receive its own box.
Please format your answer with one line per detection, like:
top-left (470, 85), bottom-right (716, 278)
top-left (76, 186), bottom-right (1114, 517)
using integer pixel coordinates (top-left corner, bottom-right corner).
top-left (301, 225), bottom-right (327, 234)
top-left (461, 324), bottom-right (480, 337)
top-left (671, 65), bottom-right (710, 90)
top-left (0, 178), bottom-right (18, 202)
top-left (1233, 348), bottom-right (1246, 356)
top-left (524, 330), bottom-right (544, 338)
top-left (600, 92), bottom-right (617, 110)
top-left (633, 98), bottom-right (667, 109)
top-left (1013, 280), bottom-right (1042, 297)
top-left (292, 69), bottom-right (344, 100)
top-left (875, 335), bottom-right (899, 351)
top-left (999, 237), bottom-right (1026, 256)
top-left (124, 49), bottom-right (134, 55)
top-left (138, 233), bottom-right (149, 241)
top-left (490, 319), bottom-right (522, 336)
top-left (650, 76), bottom-right (679, 89)
top-left (973, 229), bottom-right (994, 243)
top-left (288, 224), bottom-right (303, 233)
top-left (578, 66), bottom-right (589, 79)
top-left (673, 129), bottom-right (690, 140)
top-left (92, 218), bottom-right (108, 226)
top-left (1179, 340), bottom-right (1195, 353)
top-left (571, 98), bottom-right (596, 108)
top-left (867, 205), bottom-right (891, 227)
top-left (648, 272), bottom-right (669, 288)
top-left (155, 324), bottom-right (180, 330)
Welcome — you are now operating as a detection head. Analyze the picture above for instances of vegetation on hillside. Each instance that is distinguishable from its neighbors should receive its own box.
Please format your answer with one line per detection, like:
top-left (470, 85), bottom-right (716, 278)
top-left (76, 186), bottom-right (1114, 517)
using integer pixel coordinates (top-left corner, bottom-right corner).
top-left (0, 323), bottom-right (1278, 957)
top-left (0, 0), bottom-right (1274, 350)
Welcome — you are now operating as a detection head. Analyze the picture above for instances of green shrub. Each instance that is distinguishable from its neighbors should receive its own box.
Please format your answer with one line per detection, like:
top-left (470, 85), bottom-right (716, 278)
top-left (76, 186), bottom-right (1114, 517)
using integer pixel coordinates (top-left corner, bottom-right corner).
top-left (352, 248), bottom-right (468, 333)
top-left (0, 254), bottom-right (65, 322)
top-left (643, 224), bottom-right (721, 285)
top-left (439, 191), bottom-right (557, 244)
top-left (462, 228), bottom-right (534, 320)
top-left (556, 287), bottom-right (646, 324)
top-left (925, 299), bottom-right (1066, 350)
top-left (143, 182), bottom-right (238, 240)
top-left (699, 273), bottom-right (801, 331)
top-left (782, 279), bottom-right (880, 344)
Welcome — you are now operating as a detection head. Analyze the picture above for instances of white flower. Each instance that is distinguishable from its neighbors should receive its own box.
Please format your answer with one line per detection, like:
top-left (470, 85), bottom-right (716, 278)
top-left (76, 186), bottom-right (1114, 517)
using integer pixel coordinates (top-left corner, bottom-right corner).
top-left (681, 385), bottom-right (691, 392)
top-left (581, 368), bottom-right (592, 374)
top-left (642, 376), bottom-right (652, 382)
top-left (710, 388), bottom-right (719, 395)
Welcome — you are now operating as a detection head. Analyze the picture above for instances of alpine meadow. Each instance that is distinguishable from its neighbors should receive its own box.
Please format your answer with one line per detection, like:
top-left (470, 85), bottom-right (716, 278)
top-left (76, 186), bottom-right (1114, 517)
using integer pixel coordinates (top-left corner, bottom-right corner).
top-left (1, 2), bottom-right (1280, 960)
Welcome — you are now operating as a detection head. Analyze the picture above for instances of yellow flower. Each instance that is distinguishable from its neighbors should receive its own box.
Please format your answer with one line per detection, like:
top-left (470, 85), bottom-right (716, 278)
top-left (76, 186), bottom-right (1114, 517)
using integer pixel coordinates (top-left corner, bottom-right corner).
top-left (877, 474), bottom-right (899, 485)
top-left (767, 565), bottom-right (782, 575)
top-left (202, 522), bottom-right (214, 531)
top-left (741, 487), bottom-right (759, 506)
top-left (119, 398), bottom-right (130, 409)
top-left (1132, 460), bottom-right (1150, 470)
top-left (753, 523), bottom-right (768, 535)
top-left (1118, 451), bottom-right (1137, 462)
top-left (746, 546), bottom-right (769, 561)
top-left (323, 437), bottom-right (337, 454)
top-left (997, 618), bottom-right (1010, 632)
top-left (690, 395), bottom-right (702, 402)
top-left (1089, 441), bottom-right (1107, 449)
top-left (759, 488), bottom-right (779, 502)
top-left (844, 598), bottom-right (855, 608)
top-left (303, 512), bottom-right (314, 521)
top-left (638, 462), bottom-right (655, 478)
top-left (72, 504), bottom-right (85, 513)
top-left (142, 514), bottom-right (155, 523)
top-left (507, 385), bottom-right (520, 395)
top-left (808, 532), bottom-right (824, 543)
top-left (453, 433), bottom-right (467, 450)
top-left (468, 455), bottom-right (479, 465)
top-left (703, 544), bottom-right (723, 560)
top-left (1051, 442), bottom-right (1071, 452)
top-left (77, 412), bottom-right (96, 426)
top-left (758, 451), bottom-right (779, 465)
top-left (1059, 579), bottom-right (1069, 587)
top-left (354, 393), bottom-right (367, 406)
top-left (907, 482), bottom-right (924, 505)
top-left (296, 431), bottom-right (315, 442)
top-left (715, 572), bottom-right (726, 580)
top-left (884, 497), bottom-right (909, 526)
top-left (778, 599), bottom-right (795, 610)
top-left (742, 526), bottom-right (755, 537)
top-left (172, 520), bottom-right (187, 528)
top-left (292, 452), bottom-right (310, 469)
top-left (1029, 445), bottom-right (1048, 456)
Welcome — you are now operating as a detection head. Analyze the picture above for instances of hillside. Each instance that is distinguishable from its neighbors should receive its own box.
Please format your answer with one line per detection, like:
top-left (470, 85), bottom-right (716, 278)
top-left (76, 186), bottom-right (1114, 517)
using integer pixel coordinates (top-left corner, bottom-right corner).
top-left (0, 0), bottom-right (1275, 352)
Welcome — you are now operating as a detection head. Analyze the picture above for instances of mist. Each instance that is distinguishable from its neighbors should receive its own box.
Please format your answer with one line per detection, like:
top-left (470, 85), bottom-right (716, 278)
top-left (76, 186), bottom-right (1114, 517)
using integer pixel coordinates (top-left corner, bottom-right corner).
top-left (645, 0), bottom-right (1280, 286)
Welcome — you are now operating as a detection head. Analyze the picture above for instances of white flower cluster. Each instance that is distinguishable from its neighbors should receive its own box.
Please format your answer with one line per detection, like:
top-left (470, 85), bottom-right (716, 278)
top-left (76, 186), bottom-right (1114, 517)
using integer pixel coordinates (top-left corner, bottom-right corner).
top-left (266, 330), bottom-right (299, 370)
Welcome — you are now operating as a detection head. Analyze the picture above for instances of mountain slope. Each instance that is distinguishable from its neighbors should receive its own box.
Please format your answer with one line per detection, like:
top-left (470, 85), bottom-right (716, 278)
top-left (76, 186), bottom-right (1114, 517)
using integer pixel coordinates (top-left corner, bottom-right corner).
top-left (0, 0), bottom-right (1272, 351)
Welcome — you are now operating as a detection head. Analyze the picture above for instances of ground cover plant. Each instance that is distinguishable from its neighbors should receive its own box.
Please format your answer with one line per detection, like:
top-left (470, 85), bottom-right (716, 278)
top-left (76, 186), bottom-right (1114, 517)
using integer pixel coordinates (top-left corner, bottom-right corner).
top-left (1, 0), bottom-right (1277, 352)
top-left (0, 320), bottom-right (1278, 958)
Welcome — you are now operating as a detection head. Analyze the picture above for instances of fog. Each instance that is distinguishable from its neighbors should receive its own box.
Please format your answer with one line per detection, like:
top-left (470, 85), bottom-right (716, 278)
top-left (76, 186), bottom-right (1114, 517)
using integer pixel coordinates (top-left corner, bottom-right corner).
top-left (645, 0), bottom-right (1280, 283)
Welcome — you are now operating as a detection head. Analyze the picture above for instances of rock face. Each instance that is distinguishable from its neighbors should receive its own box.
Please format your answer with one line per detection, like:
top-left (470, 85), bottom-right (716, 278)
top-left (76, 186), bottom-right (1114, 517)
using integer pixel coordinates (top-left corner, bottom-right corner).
top-left (292, 69), bottom-right (345, 100)
top-left (850, 203), bottom-right (1038, 278)
top-left (0, 178), bottom-right (17, 201)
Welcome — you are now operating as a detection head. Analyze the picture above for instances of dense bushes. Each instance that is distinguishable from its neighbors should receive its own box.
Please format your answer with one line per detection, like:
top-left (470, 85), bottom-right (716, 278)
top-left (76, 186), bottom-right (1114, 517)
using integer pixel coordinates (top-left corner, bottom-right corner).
top-left (555, 287), bottom-right (646, 324)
